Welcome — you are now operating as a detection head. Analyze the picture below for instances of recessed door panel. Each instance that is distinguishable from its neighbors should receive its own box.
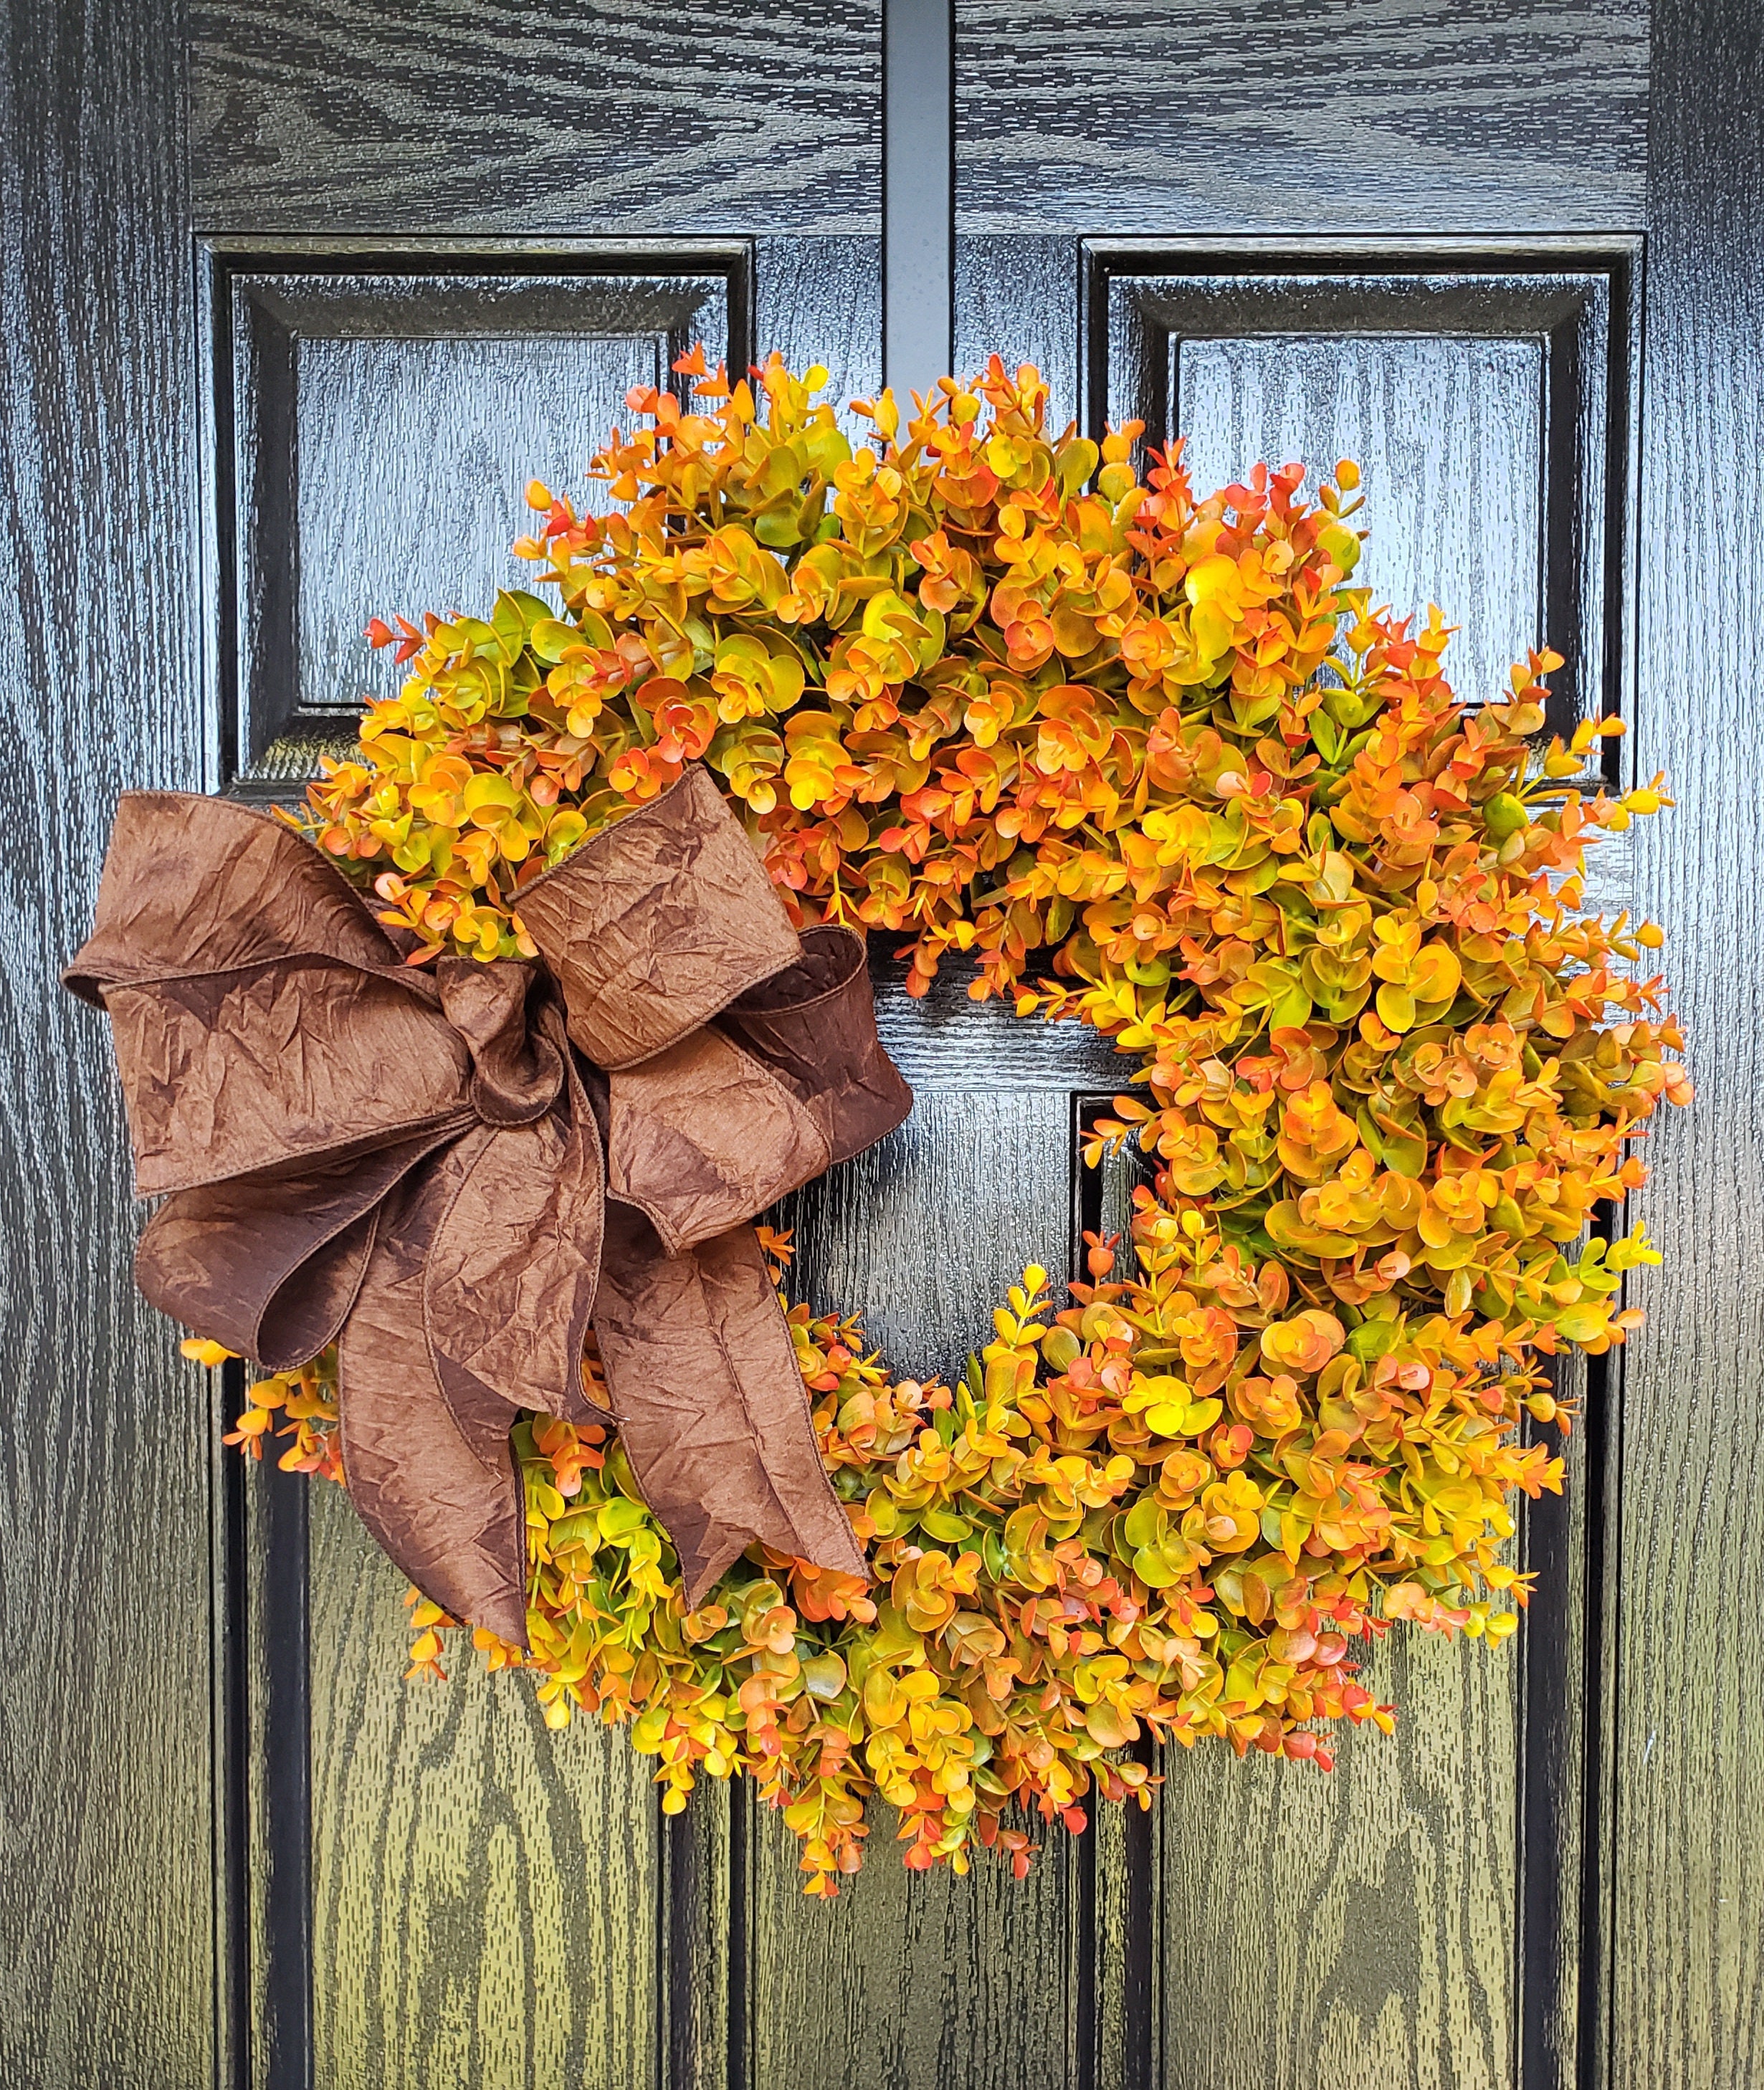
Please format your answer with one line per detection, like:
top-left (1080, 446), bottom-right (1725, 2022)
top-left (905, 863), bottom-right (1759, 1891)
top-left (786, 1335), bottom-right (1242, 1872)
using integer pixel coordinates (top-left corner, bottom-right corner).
top-left (218, 257), bottom-right (742, 783)
top-left (1176, 332), bottom-right (1543, 716)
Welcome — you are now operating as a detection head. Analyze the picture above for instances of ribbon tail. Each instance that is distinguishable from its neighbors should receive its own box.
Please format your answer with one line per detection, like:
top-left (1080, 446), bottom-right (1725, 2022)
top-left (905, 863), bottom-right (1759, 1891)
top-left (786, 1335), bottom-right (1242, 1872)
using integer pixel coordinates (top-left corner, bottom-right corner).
top-left (422, 1040), bottom-right (604, 1426)
top-left (592, 1205), bottom-right (867, 1609)
top-left (336, 1163), bottom-right (529, 1648)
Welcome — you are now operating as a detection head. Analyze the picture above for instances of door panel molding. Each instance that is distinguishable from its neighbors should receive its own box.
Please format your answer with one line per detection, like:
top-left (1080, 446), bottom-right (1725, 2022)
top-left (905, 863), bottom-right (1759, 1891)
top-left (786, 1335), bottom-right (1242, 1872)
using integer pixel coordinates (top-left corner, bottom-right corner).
top-left (1060, 234), bottom-right (1643, 2090)
top-left (1086, 239), bottom-right (1641, 751)
top-left (198, 239), bottom-right (751, 796)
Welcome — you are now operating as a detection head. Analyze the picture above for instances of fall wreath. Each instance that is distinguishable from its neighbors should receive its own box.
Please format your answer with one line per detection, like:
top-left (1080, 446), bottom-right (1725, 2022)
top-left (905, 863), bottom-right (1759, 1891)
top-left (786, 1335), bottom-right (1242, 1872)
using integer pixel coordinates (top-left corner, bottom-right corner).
top-left (80, 355), bottom-right (1688, 1897)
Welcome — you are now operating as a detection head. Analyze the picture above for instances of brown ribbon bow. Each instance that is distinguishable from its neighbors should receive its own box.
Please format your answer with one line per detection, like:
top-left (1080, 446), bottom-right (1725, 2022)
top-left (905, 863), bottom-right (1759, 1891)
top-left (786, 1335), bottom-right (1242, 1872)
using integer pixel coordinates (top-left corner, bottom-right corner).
top-left (64, 768), bottom-right (912, 1645)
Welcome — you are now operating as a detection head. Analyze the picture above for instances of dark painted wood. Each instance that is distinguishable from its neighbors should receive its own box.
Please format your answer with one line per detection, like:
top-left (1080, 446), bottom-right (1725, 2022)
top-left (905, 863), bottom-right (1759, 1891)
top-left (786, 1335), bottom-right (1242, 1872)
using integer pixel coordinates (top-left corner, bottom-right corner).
top-left (955, 234), bottom-right (1082, 424)
top-left (293, 1481), bottom-right (659, 2090)
top-left (660, 1774), bottom-right (737, 2090)
top-left (247, 1448), bottom-right (315, 2090)
top-left (781, 1087), bottom-right (1079, 1439)
top-left (212, 249), bottom-right (743, 787)
top-left (869, 954), bottom-right (1128, 1094)
top-left (1615, 0), bottom-right (1764, 2080)
top-left (755, 236), bottom-right (883, 427)
top-left (14, 1), bottom-right (1760, 2086)
top-left (183, 54), bottom-right (892, 2090)
top-left (1082, 1125), bottom-right (1161, 2090)
top-left (190, 0), bottom-right (882, 237)
top-left (943, 228), bottom-right (1646, 2086)
top-left (1090, 248), bottom-right (1637, 743)
top-left (732, 1110), bottom-right (1153, 2089)
top-left (1516, 1352), bottom-right (1597, 2090)
top-left (0, 1), bottom-right (217, 2086)
top-left (745, 1088), bottom-right (1093, 2086)
top-left (955, 0), bottom-right (1647, 237)
top-left (745, 1793), bottom-right (1084, 2090)
top-left (882, 0), bottom-right (953, 397)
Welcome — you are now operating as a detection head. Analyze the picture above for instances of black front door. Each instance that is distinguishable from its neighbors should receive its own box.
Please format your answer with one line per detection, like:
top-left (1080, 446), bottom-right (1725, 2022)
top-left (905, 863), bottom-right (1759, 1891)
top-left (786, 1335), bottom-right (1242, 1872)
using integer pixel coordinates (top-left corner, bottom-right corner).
top-left (4, 2), bottom-right (1755, 2086)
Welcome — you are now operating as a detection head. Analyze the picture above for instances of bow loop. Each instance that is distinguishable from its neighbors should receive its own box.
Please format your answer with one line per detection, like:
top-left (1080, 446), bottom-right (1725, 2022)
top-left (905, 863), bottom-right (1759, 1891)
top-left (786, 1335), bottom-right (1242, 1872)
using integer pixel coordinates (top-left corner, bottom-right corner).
top-left (65, 769), bottom-right (913, 1644)
top-left (722, 925), bottom-right (917, 1165)
top-left (518, 765), bottom-right (801, 1069)
top-left (64, 794), bottom-right (468, 1198)
top-left (606, 925), bottom-right (913, 1257)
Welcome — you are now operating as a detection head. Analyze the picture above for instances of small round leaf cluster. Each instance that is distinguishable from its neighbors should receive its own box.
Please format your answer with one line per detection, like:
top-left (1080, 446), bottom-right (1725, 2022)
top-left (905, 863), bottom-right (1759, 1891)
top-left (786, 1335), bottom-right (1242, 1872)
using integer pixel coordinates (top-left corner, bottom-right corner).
top-left (247, 354), bottom-right (1689, 1893)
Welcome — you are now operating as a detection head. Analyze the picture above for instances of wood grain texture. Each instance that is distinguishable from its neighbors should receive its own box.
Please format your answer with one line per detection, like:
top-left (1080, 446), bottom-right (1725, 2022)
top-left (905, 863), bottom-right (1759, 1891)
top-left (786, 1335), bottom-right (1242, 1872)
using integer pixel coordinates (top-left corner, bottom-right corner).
top-left (755, 235), bottom-right (883, 438)
top-left (750, 1092), bottom-right (1087, 2083)
top-left (1155, 1632), bottom-right (1519, 2090)
top-left (0, 0), bottom-right (216, 2084)
top-left (882, 0), bottom-right (954, 399)
top-left (659, 1778), bottom-right (736, 2090)
top-left (868, 952), bottom-right (1129, 1095)
top-left (1613, 0), bottom-right (1764, 2079)
top-left (302, 1479), bottom-right (661, 2090)
top-left (956, 235), bottom-right (1084, 433)
top-left (745, 1795), bottom-right (1084, 2090)
top-left (190, 0), bottom-right (881, 237)
top-left (1087, 1137), bottom-right (1160, 2090)
top-left (1099, 1130), bottom-right (1535, 2090)
top-left (955, 0), bottom-right (1646, 235)
top-left (778, 1089), bottom-right (1078, 1386)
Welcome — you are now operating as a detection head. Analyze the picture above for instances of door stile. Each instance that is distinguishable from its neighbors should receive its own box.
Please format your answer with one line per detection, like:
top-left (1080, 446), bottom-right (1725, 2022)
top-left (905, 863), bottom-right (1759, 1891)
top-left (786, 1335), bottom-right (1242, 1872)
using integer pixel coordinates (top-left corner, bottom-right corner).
top-left (1616, 0), bottom-right (1764, 2075)
top-left (882, 0), bottom-right (954, 399)
top-left (1, 0), bottom-right (216, 2080)
top-left (1077, 1099), bottom-right (1163, 2089)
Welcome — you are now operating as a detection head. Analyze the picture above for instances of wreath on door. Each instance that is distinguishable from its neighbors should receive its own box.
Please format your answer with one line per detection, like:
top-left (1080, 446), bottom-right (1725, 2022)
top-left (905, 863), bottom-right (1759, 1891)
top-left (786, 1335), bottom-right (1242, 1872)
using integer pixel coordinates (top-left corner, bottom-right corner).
top-left (75, 353), bottom-right (1687, 1897)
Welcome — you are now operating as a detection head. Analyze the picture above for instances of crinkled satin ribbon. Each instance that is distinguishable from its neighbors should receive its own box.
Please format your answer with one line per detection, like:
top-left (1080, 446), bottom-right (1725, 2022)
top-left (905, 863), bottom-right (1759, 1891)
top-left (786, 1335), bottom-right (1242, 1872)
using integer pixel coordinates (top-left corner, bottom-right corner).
top-left (64, 768), bottom-right (912, 1643)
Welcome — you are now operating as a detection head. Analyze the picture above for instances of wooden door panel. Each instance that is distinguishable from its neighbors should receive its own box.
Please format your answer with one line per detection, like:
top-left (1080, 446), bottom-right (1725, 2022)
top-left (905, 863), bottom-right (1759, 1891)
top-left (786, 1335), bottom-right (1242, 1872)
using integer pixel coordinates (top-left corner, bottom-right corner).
top-left (1094, 252), bottom-right (1636, 745)
top-left (735, 1120), bottom-right (1151, 2090)
top-left (957, 235), bottom-right (1087, 431)
top-left (1178, 330), bottom-right (1543, 717)
top-left (782, 1088), bottom-right (1079, 1385)
top-left (745, 1023), bottom-right (1119, 2084)
top-left (213, 251), bottom-right (745, 787)
top-left (870, 960), bottom-right (1127, 1094)
top-left (746, 1803), bottom-right (1083, 2090)
top-left (305, 1487), bottom-right (659, 2090)
top-left (214, 247), bottom-right (749, 2090)
top-left (201, 220), bottom-right (891, 2090)
top-left (953, 0), bottom-right (1647, 237)
top-left (208, 223), bottom-right (1632, 2090)
top-left (239, 1294), bottom-right (664, 2084)
top-left (754, 236), bottom-right (884, 423)
top-left (189, 0), bottom-right (881, 237)
top-left (1093, 245), bottom-right (1629, 2090)
top-left (1155, 1633), bottom-right (1518, 2089)
top-left (938, 235), bottom-right (1641, 2086)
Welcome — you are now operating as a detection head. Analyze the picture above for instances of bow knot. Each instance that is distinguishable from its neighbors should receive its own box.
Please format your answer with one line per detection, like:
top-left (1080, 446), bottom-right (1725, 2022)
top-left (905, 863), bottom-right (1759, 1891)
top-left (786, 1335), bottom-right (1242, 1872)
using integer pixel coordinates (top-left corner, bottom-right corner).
top-left (65, 769), bottom-right (912, 1644)
top-left (438, 961), bottom-right (563, 1128)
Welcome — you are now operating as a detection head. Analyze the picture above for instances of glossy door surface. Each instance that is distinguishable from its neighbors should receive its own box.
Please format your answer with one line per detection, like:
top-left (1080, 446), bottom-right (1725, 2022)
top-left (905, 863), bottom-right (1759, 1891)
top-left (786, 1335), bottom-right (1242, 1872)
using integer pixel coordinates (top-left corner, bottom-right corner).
top-left (4, 3), bottom-right (1759, 2084)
